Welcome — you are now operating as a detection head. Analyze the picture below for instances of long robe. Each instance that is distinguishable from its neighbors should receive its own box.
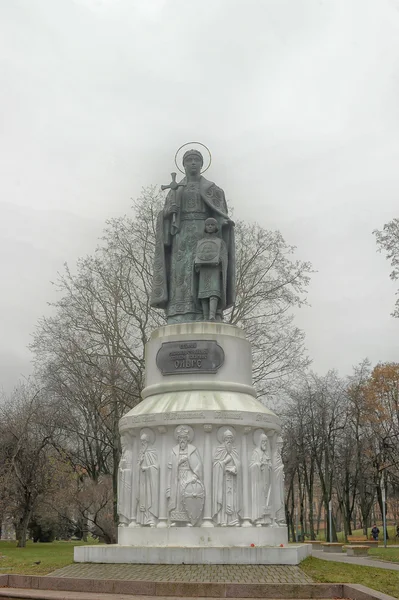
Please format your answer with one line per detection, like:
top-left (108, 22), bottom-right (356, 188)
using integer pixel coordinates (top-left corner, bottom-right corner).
top-left (150, 176), bottom-right (235, 323)
top-left (117, 448), bottom-right (133, 524)
top-left (193, 235), bottom-right (228, 304)
top-left (136, 447), bottom-right (159, 525)
top-left (274, 450), bottom-right (286, 523)
top-left (168, 443), bottom-right (203, 522)
top-left (249, 447), bottom-right (272, 524)
top-left (212, 445), bottom-right (242, 526)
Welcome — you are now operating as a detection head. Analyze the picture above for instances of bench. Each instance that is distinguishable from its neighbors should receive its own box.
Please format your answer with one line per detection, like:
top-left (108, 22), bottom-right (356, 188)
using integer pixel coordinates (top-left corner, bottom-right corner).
top-left (346, 544), bottom-right (370, 556)
top-left (322, 542), bottom-right (344, 553)
top-left (348, 535), bottom-right (367, 542)
top-left (347, 539), bottom-right (378, 547)
top-left (304, 540), bottom-right (324, 551)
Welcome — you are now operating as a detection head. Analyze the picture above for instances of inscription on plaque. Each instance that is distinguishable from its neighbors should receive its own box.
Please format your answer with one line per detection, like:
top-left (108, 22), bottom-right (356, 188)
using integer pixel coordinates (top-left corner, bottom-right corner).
top-left (156, 340), bottom-right (224, 375)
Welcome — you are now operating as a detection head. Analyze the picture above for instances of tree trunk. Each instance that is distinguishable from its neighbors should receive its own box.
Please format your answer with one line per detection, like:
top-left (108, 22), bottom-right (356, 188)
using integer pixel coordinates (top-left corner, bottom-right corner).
top-left (16, 509), bottom-right (32, 548)
top-left (316, 497), bottom-right (322, 536)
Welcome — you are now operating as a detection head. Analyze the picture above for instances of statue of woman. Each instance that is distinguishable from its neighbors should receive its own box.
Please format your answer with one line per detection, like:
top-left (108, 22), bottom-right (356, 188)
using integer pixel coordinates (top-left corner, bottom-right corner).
top-left (150, 150), bottom-right (235, 324)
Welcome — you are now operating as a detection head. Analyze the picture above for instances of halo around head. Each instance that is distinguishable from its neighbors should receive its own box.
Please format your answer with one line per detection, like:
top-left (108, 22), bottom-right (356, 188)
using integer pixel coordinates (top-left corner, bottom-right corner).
top-left (253, 428), bottom-right (269, 447)
top-left (175, 141), bottom-right (212, 174)
top-left (217, 425), bottom-right (236, 443)
top-left (174, 424), bottom-right (194, 442)
top-left (140, 427), bottom-right (155, 445)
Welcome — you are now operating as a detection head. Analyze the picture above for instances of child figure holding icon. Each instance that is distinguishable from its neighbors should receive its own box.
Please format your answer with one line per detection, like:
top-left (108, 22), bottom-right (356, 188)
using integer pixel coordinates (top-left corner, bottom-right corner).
top-left (194, 218), bottom-right (228, 321)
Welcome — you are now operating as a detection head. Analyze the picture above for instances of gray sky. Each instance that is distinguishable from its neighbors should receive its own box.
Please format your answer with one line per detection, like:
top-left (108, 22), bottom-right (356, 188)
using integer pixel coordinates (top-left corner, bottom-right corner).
top-left (1, 0), bottom-right (399, 392)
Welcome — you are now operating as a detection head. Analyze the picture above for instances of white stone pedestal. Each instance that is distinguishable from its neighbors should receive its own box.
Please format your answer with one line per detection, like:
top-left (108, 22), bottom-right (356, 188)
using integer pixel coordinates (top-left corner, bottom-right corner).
top-left (74, 323), bottom-right (307, 565)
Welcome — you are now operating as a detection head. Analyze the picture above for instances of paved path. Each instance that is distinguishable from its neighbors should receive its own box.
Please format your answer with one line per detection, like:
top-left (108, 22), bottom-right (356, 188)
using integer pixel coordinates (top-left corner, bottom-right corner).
top-left (49, 563), bottom-right (312, 583)
top-left (313, 549), bottom-right (399, 571)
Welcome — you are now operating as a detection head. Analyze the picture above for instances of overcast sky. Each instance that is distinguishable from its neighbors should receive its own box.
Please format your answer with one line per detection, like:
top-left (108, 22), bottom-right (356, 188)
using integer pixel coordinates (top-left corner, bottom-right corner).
top-left (1, 0), bottom-right (399, 393)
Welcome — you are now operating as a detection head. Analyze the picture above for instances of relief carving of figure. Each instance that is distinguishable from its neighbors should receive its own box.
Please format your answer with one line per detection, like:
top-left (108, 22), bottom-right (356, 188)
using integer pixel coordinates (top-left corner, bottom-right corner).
top-left (249, 432), bottom-right (272, 526)
top-left (212, 428), bottom-right (241, 526)
top-left (167, 426), bottom-right (203, 525)
top-left (136, 431), bottom-right (159, 527)
top-left (117, 432), bottom-right (133, 526)
top-left (274, 436), bottom-right (286, 525)
top-left (150, 149), bottom-right (235, 324)
top-left (193, 217), bottom-right (229, 321)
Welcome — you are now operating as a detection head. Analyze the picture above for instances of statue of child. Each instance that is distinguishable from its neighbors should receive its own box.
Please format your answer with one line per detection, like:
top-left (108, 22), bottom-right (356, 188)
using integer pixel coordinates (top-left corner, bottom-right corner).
top-left (194, 218), bottom-right (228, 321)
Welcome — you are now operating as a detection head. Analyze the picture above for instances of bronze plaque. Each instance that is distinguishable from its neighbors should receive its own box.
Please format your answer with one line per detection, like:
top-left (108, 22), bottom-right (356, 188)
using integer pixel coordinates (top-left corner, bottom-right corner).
top-left (156, 340), bottom-right (224, 375)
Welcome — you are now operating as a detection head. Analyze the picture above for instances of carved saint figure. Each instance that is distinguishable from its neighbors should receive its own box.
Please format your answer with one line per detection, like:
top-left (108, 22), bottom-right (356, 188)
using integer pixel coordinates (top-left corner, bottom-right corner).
top-left (150, 149), bottom-right (235, 324)
top-left (166, 426), bottom-right (203, 525)
top-left (136, 432), bottom-right (159, 527)
top-left (212, 429), bottom-right (241, 526)
top-left (117, 433), bottom-right (133, 526)
top-left (249, 433), bottom-right (272, 526)
top-left (193, 217), bottom-right (228, 321)
top-left (274, 436), bottom-right (286, 525)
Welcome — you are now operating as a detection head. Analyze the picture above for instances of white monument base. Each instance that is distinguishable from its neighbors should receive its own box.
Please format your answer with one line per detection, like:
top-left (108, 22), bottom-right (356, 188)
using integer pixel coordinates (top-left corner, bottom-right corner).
top-left (117, 525), bottom-right (287, 547)
top-left (74, 543), bottom-right (310, 565)
top-left (74, 323), bottom-right (294, 566)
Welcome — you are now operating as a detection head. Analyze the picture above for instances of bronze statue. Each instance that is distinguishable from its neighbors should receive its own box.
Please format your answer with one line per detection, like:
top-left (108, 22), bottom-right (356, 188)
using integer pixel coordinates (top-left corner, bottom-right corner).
top-left (150, 149), bottom-right (235, 324)
top-left (194, 218), bottom-right (228, 321)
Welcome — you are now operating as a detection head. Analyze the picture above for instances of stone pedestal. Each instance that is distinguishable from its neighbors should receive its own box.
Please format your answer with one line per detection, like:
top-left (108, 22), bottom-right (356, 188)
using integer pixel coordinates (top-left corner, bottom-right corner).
top-left (75, 323), bottom-right (307, 565)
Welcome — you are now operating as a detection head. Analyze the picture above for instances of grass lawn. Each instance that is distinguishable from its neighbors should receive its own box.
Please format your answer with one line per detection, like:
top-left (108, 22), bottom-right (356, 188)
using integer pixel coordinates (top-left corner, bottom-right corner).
top-left (0, 540), bottom-right (94, 575)
top-left (369, 547), bottom-right (399, 563)
top-left (301, 557), bottom-right (399, 599)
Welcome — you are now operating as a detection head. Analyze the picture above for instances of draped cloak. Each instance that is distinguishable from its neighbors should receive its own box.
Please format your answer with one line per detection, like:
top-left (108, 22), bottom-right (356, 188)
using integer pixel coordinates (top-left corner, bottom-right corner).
top-left (249, 447), bottom-right (272, 523)
top-left (274, 451), bottom-right (285, 522)
top-left (136, 447), bottom-right (159, 524)
top-left (117, 448), bottom-right (133, 522)
top-left (167, 444), bottom-right (203, 514)
top-left (150, 176), bottom-right (235, 319)
top-left (212, 445), bottom-right (242, 524)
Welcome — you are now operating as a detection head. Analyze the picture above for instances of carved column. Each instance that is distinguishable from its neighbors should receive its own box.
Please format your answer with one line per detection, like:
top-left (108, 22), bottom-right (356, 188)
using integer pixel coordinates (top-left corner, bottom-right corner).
top-left (201, 424), bottom-right (214, 527)
top-left (128, 430), bottom-right (139, 527)
top-left (241, 426), bottom-right (252, 527)
top-left (156, 425), bottom-right (168, 528)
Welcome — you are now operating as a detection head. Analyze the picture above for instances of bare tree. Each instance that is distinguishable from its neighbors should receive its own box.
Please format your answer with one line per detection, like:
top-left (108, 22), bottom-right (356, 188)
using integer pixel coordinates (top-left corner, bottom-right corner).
top-left (0, 382), bottom-right (61, 547)
top-left (373, 218), bottom-right (399, 317)
top-left (30, 187), bottom-right (312, 534)
top-left (226, 221), bottom-right (312, 400)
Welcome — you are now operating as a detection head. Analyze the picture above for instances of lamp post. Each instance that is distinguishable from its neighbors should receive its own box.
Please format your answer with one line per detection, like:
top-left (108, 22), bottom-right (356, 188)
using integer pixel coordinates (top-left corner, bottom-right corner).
top-left (382, 484), bottom-right (387, 548)
top-left (329, 500), bottom-right (333, 543)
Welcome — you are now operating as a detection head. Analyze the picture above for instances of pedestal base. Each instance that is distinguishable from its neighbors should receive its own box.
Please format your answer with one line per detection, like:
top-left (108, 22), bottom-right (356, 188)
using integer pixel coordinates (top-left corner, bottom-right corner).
top-left (110, 323), bottom-right (291, 566)
top-left (74, 542), bottom-right (310, 565)
top-left (118, 524), bottom-right (287, 547)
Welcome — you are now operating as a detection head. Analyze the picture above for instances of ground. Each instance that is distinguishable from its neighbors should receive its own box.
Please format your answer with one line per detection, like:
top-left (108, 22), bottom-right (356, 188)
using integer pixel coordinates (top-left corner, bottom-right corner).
top-left (1, 540), bottom-right (399, 597)
top-left (301, 556), bottom-right (399, 599)
top-left (369, 547), bottom-right (399, 563)
top-left (0, 540), bottom-right (93, 575)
